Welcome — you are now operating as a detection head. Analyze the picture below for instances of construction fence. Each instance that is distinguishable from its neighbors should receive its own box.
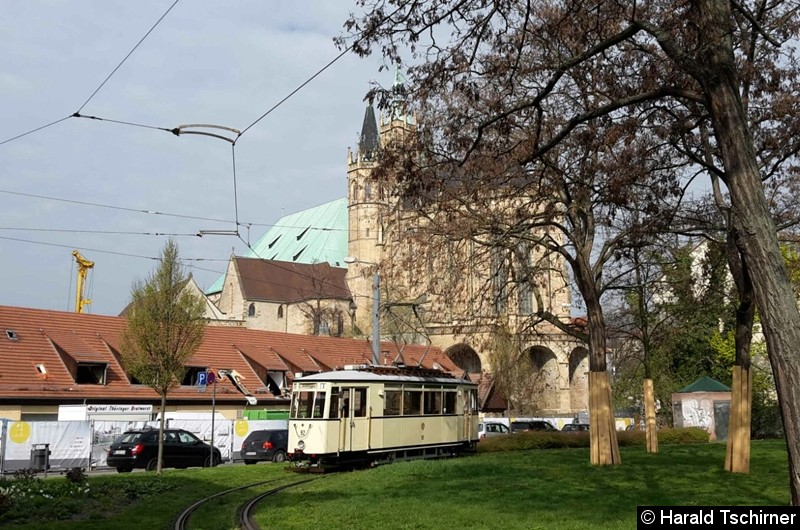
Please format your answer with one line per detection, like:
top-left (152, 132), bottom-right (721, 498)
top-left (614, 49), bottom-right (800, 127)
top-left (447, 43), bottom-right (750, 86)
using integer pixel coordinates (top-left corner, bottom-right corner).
top-left (0, 418), bottom-right (287, 474)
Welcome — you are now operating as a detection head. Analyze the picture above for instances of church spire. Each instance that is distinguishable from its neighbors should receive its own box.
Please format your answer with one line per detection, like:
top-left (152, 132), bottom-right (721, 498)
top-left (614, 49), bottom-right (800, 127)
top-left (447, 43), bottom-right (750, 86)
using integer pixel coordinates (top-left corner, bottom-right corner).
top-left (358, 105), bottom-right (379, 162)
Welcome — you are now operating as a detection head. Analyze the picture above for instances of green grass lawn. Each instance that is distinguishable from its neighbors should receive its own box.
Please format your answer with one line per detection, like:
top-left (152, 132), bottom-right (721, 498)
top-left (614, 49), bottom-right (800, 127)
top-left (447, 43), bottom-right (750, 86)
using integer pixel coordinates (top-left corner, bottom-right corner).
top-left (0, 440), bottom-right (790, 529)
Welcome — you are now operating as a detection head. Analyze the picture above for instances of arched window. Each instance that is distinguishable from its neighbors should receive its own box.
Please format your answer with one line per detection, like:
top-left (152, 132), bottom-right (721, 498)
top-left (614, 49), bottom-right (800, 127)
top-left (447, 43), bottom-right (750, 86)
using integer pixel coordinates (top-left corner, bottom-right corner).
top-left (277, 305), bottom-right (284, 319)
top-left (365, 183), bottom-right (372, 200)
top-left (248, 303), bottom-right (256, 318)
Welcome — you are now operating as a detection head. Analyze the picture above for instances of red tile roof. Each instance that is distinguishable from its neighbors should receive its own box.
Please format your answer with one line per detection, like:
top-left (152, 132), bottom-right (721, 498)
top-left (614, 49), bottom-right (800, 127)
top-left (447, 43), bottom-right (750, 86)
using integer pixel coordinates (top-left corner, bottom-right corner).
top-left (0, 305), bottom-right (456, 406)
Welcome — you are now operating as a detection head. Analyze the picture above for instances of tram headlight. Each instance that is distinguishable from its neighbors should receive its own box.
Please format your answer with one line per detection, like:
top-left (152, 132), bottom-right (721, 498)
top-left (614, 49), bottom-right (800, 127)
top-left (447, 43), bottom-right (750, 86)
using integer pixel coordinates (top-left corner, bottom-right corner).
top-left (297, 440), bottom-right (305, 450)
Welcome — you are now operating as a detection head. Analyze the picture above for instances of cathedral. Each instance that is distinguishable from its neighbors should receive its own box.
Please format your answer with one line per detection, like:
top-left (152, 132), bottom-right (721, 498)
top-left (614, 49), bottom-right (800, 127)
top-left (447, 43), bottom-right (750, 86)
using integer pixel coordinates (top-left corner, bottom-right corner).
top-left (206, 74), bottom-right (590, 416)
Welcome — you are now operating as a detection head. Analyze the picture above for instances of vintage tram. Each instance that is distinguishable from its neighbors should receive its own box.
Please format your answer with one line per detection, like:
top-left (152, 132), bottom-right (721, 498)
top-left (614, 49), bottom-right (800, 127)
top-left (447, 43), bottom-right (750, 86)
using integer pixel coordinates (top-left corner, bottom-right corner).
top-left (288, 364), bottom-right (479, 470)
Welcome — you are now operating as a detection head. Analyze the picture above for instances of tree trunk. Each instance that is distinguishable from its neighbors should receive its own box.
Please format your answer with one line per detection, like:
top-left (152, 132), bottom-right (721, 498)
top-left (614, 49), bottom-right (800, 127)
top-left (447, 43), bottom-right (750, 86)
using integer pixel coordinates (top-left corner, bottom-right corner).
top-left (696, 0), bottom-right (800, 503)
top-left (583, 290), bottom-right (621, 465)
top-left (644, 379), bottom-right (658, 454)
top-left (724, 232), bottom-right (754, 474)
top-left (158, 393), bottom-right (166, 476)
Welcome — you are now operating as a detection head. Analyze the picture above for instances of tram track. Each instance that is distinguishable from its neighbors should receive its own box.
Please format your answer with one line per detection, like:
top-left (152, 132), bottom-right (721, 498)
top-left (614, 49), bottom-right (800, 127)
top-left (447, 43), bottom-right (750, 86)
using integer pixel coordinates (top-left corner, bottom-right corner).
top-left (238, 478), bottom-right (318, 530)
top-left (172, 477), bottom-right (318, 530)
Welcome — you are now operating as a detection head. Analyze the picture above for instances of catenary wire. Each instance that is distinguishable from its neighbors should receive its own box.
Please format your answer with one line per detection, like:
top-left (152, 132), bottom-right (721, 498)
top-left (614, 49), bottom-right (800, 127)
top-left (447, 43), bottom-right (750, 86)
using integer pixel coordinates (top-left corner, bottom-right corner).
top-left (75, 0), bottom-right (181, 114)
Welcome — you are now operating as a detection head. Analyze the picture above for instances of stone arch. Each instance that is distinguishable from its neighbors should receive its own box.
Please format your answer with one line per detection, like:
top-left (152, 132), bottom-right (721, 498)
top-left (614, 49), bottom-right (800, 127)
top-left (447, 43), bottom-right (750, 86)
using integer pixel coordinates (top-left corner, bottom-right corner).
top-left (444, 343), bottom-right (482, 375)
top-left (568, 347), bottom-right (589, 411)
top-left (526, 346), bottom-right (560, 411)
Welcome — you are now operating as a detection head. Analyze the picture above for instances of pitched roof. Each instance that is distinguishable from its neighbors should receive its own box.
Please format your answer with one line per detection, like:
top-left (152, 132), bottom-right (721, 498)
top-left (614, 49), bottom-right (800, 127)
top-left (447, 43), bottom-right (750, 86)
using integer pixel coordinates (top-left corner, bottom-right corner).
top-left (678, 376), bottom-right (731, 393)
top-left (206, 198), bottom-right (348, 294)
top-left (0, 305), bottom-right (457, 405)
top-left (235, 258), bottom-right (351, 303)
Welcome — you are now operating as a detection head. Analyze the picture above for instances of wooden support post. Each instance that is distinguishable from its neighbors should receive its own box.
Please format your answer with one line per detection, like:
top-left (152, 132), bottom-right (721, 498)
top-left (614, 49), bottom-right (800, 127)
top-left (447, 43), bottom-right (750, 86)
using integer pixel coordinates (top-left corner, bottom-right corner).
top-left (589, 371), bottom-right (621, 465)
top-left (725, 365), bottom-right (751, 473)
top-left (644, 379), bottom-right (658, 453)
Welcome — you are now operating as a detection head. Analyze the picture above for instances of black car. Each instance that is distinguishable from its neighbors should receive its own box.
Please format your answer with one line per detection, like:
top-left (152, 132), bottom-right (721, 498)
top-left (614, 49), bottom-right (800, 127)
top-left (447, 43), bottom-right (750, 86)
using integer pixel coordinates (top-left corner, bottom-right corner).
top-left (241, 429), bottom-right (288, 464)
top-left (510, 420), bottom-right (558, 433)
top-left (106, 428), bottom-right (221, 473)
top-left (561, 423), bottom-right (590, 433)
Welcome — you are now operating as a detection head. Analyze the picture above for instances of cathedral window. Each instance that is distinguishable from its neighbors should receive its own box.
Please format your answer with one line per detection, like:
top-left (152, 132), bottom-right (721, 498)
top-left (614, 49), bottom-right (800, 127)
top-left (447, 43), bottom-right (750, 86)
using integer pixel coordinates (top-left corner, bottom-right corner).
top-left (365, 183), bottom-right (372, 200)
top-left (248, 303), bottom-right (256, 318)
top-left (277, 305), bottom-right (284, 319)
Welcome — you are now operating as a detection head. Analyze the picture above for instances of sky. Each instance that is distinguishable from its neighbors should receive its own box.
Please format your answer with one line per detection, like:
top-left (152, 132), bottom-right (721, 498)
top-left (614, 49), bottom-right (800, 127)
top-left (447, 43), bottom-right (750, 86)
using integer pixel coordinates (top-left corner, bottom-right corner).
top-left (1, 1), bottom-right (390, 316)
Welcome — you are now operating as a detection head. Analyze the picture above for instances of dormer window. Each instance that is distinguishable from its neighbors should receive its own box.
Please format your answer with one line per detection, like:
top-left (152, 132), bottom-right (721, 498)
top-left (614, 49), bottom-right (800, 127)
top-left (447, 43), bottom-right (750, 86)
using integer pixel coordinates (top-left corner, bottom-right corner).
top-left (181, 366), bottom-right (208, 386)
top-left (76, 363), bottom-right (107, 385)
top-left (6, 330), bottom-right (18, 341)
top-left (35, 364), bottom-right (47, 375)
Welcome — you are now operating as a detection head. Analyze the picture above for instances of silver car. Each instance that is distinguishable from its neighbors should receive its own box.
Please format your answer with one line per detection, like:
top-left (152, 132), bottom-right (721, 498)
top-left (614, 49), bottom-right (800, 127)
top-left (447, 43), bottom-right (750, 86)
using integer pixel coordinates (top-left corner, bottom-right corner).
top-left (478, 422), bottom-right (510, 440)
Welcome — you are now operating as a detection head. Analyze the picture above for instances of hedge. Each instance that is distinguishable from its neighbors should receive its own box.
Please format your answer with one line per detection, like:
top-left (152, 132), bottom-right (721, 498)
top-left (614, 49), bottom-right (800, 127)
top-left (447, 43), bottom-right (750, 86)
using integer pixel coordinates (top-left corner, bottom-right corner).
top-left (477, 427), bottom-right (709, 453)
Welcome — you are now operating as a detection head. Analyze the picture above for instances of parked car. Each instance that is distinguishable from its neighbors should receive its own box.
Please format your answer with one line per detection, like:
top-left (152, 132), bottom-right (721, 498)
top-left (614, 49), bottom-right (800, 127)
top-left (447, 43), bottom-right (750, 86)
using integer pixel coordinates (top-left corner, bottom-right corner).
top-left (106, 428), bottom-right (221, 473)
top-left (477, 422), bottom-right (511, 440)
top-left (561, 423), bottom-right (590, 433)
top-left (241, 429), bottom-right (288, 464)
top-left (510, 420), bottom-right (558, 433)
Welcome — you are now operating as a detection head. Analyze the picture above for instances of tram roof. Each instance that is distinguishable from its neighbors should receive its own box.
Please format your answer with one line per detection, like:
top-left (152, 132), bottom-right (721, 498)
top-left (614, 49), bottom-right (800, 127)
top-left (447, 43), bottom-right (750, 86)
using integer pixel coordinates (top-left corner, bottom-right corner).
top-left (294, 368), bottom-right (476, 386)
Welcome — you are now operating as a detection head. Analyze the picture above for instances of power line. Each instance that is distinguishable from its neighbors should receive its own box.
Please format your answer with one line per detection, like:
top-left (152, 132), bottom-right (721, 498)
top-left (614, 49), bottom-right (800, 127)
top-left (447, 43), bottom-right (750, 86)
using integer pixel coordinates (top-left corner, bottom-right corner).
top-left (76, 0), bottom-right (181, 113)
top-left (0, 116), bottom-right (72, 147)
top-left (0, 227), bottom-right (201, 237)
top-left (0, 188), bottom-right (352, 232)
top-left (0, 235), bottom-right (226, 262)
top-left (1, 1), bottom-right (180, 147)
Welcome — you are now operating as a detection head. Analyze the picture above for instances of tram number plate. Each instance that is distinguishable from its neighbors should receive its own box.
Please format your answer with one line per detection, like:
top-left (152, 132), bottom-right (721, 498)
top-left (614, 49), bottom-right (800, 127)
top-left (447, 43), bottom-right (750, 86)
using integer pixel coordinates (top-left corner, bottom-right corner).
top-left (113, 450), bottom-right (126, 455)
top-left (245, 452), bottom-right (256, 456)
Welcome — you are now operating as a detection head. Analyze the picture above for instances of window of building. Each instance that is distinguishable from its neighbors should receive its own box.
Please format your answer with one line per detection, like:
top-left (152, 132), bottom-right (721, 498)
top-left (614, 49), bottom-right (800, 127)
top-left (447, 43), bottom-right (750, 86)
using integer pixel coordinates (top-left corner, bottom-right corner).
top-left (277, 305), bottom-right (284, 319)
top-left (248, 303), bottom-right (256, 318)
top-left (365, 183), bottom-right (372, 200)
top-left (181, 366), bottom-right (207, 386)
top-left (76, 363), bottom-right (108, 385)
top-left (491, 246), bottom-right (508, 314)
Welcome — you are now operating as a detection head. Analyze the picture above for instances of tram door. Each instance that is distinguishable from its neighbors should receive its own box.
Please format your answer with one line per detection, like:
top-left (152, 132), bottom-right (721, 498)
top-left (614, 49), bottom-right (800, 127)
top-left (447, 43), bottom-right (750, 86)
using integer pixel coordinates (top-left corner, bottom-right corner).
top-left (338, 387), bottom-right (369, 452)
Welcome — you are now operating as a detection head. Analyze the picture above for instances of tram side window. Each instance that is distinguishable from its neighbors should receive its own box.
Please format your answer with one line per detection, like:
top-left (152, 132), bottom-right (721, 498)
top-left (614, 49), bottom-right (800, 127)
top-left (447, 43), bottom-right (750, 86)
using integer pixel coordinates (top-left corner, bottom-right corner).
top-left (292, 391), bottom-right (326, 419)
top-left (312, 392), bottom-right (327, 418)
top-left (329, 391), bottom-right (340, 419)
top-left (384, 390), bottom-right (402, 415)
top-left (403, 390), bottom-right (422, 415)
top-left (353, 388), bottom-right (368, 417)
top-left (423, 390), bottom-right (442, 415)
top-left (443, 391), bottom-right (456, 414)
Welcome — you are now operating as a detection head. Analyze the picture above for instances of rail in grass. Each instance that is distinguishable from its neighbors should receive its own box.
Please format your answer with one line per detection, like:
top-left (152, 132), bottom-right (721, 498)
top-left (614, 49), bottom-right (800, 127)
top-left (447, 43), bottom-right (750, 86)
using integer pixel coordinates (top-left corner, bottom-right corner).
top-left (173, 478), bottom-right (317, 530)
top-left (288, 364), bottom-right (479, 471)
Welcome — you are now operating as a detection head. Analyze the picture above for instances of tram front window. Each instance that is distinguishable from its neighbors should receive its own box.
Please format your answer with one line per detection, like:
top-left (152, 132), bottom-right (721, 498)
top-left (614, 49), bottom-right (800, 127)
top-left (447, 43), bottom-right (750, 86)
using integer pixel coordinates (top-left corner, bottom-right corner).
top-left (291, 391), bottom-right (328, 419)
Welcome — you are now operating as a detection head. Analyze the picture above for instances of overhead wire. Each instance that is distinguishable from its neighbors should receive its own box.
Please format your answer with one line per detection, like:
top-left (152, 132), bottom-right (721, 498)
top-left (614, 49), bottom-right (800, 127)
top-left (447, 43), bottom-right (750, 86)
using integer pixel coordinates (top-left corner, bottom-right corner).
top-left (75, 0), bottom-right (181, 114)
top-left (0, 0), bottom-right (181, 147)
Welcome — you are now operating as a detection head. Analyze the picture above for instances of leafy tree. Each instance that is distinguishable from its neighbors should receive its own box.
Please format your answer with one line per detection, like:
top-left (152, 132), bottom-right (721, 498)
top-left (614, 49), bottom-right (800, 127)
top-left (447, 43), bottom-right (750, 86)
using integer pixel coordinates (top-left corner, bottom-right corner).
top-left (119, 240), bottom-right (206, 475)
top-left (343, 0), bottom-right (800, 500)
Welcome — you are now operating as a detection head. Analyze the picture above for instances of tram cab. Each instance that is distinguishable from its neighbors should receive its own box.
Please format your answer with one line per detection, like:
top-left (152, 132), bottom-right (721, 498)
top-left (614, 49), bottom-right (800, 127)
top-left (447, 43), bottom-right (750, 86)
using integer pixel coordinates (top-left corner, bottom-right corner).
top-left (288, 365), bottom-right (478, 469)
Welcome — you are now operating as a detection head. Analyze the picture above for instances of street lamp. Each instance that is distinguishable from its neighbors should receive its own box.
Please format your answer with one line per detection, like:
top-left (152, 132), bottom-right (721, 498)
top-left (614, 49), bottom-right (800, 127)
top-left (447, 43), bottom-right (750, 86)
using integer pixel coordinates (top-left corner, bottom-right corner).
top-left (344, 256), bottom-right (380, 366)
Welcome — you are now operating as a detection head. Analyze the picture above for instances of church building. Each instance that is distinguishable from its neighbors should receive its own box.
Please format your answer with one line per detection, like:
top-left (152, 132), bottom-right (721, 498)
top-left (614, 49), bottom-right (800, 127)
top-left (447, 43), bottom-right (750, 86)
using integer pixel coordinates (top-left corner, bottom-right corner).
top-left (205, 73), bottom-right (590, 416)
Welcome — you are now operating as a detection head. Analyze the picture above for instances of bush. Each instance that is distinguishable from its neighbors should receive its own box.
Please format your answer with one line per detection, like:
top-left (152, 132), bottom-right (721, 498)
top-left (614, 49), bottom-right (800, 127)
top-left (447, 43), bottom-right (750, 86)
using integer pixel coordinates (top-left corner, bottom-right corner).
top-left (477, 427), bottom-right (709, 453)
top-left (65, 467), bottom-right (88, 484)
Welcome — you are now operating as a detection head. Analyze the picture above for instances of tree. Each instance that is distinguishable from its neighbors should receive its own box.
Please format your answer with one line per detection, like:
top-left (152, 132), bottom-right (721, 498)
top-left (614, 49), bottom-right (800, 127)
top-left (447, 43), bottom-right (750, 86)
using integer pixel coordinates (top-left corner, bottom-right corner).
top-left (119, 240), bottom-right (206, 475)
top-left (343, 0), bottom-right (800, 502)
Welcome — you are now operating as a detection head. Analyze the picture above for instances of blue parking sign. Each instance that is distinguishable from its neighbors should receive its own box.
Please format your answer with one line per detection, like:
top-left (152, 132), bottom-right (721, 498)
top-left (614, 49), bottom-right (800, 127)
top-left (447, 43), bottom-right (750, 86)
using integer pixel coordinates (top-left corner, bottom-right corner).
top-left (197, 371), bottom-right (207, 387)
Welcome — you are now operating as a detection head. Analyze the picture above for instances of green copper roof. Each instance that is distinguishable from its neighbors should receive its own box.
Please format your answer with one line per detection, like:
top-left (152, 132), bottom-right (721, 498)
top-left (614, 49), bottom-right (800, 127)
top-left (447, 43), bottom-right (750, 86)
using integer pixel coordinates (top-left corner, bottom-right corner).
top-left (678, 376), bottom-right (731, 393)
top-left (206, 198), bottom-right (348, 294)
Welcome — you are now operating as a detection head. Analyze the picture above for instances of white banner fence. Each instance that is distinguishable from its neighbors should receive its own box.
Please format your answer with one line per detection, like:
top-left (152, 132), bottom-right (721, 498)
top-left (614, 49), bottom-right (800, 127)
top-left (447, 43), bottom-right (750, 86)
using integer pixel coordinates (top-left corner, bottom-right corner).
top-left (0, 418), bottom-right (287, 474)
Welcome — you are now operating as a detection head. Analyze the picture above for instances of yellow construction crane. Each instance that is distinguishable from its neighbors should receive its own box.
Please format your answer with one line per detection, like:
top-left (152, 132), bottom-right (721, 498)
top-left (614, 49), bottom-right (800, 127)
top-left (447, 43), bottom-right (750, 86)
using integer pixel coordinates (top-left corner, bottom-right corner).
top-left (72, 250), bottom-right (94, 314)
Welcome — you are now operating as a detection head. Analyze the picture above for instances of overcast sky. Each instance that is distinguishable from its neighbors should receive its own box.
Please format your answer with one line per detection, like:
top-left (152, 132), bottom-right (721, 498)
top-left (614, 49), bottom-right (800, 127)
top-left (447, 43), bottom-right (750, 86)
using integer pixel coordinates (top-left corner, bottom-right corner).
top-left (1, 1), bottom-right (389, 316)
